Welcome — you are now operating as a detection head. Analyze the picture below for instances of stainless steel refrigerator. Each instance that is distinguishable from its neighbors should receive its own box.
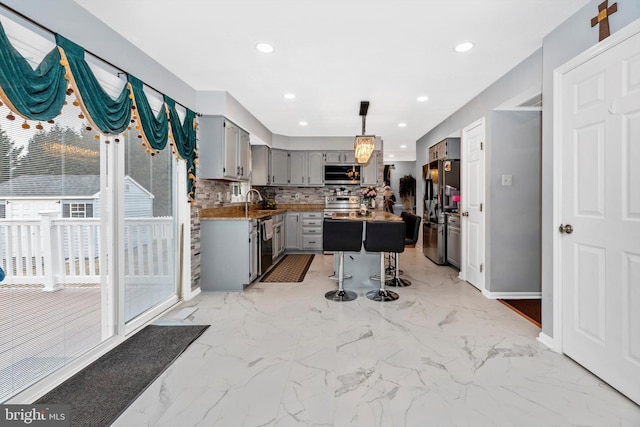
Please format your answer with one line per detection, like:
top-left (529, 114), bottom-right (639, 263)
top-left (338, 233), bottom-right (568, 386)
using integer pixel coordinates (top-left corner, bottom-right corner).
top-left (423, 159), bottom-right (460, 264)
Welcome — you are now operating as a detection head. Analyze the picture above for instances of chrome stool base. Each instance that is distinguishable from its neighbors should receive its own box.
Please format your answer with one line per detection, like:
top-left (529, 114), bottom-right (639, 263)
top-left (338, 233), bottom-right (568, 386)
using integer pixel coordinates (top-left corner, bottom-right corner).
top-left (325, 289), bottom-right (358, 302)
top-left (366, 289), bottom-right (399, 302)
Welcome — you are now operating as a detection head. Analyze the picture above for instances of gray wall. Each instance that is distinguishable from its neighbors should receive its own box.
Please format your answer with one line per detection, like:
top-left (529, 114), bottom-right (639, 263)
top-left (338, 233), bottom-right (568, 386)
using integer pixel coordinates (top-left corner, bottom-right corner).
top-left (384, 161), bottom-right (416, 214)
top-left (540, 0), bottom-right (640, 336)
top-left (414, 49), bottom-right (543, 296)
top-left (489, 111), bottom-right (541, 294)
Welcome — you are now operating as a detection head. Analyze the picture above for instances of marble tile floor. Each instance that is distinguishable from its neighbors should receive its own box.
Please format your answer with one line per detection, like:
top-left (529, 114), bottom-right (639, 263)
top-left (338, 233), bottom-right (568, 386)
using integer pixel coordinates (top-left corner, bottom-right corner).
top-left (114, 249), bottom-right (640, 427)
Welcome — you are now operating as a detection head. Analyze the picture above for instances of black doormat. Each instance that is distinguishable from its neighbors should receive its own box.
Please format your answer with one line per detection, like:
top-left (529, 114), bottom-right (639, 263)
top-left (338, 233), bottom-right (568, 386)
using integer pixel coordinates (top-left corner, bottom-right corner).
top-left (260, 254), bottom-right (314, 282)
top-left (36, 324), bottom-right (209, 427)
top-left (498, 299), bottom-right (541, 327)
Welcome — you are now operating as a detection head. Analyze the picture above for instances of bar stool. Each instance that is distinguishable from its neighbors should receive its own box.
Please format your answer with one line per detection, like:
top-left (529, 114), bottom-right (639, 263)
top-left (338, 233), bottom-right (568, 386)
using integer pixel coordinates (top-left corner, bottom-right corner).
top-left (388, 214), bottom-right (421, 287)
top-left (364, 221), bottom-right (405, 302)
top-left (323, 219), bottom-right (363, 302)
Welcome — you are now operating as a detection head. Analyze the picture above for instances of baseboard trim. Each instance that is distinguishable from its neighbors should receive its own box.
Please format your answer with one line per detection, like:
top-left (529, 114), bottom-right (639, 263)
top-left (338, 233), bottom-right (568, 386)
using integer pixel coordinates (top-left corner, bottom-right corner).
top-left (537, 332), bottom-right (560, 353)
top-left (482, 291), bottom-right (541, 300)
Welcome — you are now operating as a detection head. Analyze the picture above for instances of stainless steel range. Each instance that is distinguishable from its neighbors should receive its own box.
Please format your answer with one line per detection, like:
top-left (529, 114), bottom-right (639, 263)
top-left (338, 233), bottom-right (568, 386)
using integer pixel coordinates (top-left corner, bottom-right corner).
top-left (324, 195), bottom-right (361, 219)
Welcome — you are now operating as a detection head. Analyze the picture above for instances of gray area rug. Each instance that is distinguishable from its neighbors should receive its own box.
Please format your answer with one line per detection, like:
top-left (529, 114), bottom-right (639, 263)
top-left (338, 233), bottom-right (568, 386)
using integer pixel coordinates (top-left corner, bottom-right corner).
top-left (36, 324), bottom-right (209, 427)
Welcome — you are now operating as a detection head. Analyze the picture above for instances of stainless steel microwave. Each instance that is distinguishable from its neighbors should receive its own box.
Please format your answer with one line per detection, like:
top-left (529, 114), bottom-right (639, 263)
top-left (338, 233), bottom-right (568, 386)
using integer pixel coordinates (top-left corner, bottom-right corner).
top-left (324, 165), bottom-right (360, 185)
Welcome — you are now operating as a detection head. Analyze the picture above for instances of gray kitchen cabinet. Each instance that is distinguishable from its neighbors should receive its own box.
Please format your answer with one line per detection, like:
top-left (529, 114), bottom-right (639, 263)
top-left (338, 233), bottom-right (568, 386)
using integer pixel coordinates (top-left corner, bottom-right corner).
top-left (198, 115), bottom-right (250, 181)
top-left (325, 151), bottom-right (356, 164)
top-left (300, 212), bottom-right (323, 250)
top-left (446, 214), bottom-right (461, 269)
top-left (308, 152), bottom-right (324, 185)
top-left (251, 145), bottom-right (270, 186)
top-left (200, 219), bottom-right (257, 291)
top-left (290, 151), bottom-right (324, 186)
top-left (285, 212), bottom-right (300, 249)
top-left (270, 149), bottom-right (289, 185)
top-left (360, 151), bottom-right (378, 185)
top-left (429, 137), bottom-right (461, 161)
top-left (289, 151), bottom-right (307, 186)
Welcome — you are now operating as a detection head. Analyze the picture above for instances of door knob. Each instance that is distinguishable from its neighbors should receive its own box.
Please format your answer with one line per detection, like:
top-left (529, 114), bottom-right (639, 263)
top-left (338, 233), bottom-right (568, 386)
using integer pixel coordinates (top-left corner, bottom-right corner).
top-left (461, 211), bottom-right (469, 217)
top-left (558, 224), bottom-right (573, 234)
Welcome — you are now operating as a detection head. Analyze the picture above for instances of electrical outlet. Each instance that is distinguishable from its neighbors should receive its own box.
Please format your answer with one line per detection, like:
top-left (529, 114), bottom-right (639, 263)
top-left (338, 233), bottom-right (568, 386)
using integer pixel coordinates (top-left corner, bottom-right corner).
top-left (501, 174), bottom-right (513, 186)
top-left (216, 192), bottom-right (222, 202)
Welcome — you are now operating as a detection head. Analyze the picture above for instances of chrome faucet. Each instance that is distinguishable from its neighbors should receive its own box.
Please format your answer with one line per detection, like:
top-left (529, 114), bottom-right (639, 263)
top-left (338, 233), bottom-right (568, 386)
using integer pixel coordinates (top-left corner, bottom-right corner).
top-left (245, 188), bottom-right (263, 217)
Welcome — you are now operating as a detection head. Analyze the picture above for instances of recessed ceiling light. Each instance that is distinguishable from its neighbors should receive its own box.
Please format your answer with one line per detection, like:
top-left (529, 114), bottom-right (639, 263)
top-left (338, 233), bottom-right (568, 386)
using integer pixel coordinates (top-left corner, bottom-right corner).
top-left (454, 41), bottom-right (474, 53)
top-left (256, 42), bottom-right (275, 53)
top-left (388, 154), bottom-right (395, 158)
top-left (400, 145), bottom-right (407, 149)
top-left (284, 93), bottom-right (296, 99)
top-left (417, 95), bottom-right (429, 102)
top-left (398, 123), bottom-right (407, 128)
top-left (299, 121), bottom-right (308, 126)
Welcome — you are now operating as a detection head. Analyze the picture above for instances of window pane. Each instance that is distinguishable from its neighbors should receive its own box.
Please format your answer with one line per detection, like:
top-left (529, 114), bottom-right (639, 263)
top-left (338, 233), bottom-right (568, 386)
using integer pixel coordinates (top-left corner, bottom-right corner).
top-left (123, 128), bottom-right (176, 322)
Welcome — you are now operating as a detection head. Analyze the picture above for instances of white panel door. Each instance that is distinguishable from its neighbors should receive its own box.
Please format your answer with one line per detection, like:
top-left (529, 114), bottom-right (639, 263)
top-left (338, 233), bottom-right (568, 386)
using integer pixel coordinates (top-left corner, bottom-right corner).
top-left (559, 28), bottom-right (640, 405)
top-left (462, 118), bottom-right (485, 291)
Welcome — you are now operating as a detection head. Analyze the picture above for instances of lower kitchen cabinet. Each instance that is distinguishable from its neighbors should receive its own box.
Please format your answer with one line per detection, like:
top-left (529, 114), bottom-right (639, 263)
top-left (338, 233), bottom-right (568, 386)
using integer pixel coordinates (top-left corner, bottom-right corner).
top-left (301, 212), bottom-right (323, 250)
top-left (200, 219), bottom-right (258, 291)
top-left (285, 213), bottom-right (300, 249)
top-left (285, 211), bottom-right (323, 251)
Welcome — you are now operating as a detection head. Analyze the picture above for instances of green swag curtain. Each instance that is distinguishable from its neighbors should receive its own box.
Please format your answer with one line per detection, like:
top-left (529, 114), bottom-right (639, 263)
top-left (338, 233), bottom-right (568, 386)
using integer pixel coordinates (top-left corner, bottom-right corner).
top-left (0, 22), bottom-right (67, 121)
top-left (165, 96), bottom-right (197, 200)
top-left (128, 75), bottom-right (169, 150)
top-left (55, 34), bottom-right (132, 135)
top-left (0, 20), bottom-right (198, 202)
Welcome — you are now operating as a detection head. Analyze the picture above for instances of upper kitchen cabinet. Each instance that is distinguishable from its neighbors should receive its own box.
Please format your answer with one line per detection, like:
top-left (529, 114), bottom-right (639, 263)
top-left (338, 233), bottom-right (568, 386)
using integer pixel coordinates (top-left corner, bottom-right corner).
top-left (251, 145), bottom-right (270, 186)
top-left (360, 151), bottom-right (378, 185)
top-left (289, 151), bottom-right (324, 186)
top-left (325, 151), bottom-right (356, 164)
top-left (198, 115), bottom-right (250, 181)
top-left (429, 137), bottom-right (461, 161)
top-left (270, 149), bottom-right (289, 185)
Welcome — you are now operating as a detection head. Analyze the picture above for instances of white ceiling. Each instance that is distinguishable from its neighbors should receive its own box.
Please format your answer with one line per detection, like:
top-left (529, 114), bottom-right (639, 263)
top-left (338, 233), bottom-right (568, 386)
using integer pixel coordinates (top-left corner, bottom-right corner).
top-left (74, 0), bottom-right (590, 161)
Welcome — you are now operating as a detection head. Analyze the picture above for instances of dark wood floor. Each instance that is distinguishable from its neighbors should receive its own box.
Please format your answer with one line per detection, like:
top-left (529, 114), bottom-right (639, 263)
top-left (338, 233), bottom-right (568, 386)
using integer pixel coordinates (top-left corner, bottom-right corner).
top-left (498, 299), bottom-right (541, 328)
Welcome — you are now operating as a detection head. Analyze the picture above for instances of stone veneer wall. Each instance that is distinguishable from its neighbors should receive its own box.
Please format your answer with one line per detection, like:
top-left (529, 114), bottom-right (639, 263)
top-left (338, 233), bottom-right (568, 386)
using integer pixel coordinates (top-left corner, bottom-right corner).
top-left (190, 150), bottom-right (383, 289)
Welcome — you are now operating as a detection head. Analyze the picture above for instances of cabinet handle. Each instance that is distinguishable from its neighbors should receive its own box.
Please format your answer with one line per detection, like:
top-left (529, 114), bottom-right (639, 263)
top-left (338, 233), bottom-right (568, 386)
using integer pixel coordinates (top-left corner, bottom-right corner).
top-left (241, 166), bottom-right (244, 176)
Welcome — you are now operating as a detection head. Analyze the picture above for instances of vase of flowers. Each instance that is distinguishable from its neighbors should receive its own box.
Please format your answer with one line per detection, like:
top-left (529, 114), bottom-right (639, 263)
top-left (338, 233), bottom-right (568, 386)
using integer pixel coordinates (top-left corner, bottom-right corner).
top-left (360, 185), bottom-right (377, 209)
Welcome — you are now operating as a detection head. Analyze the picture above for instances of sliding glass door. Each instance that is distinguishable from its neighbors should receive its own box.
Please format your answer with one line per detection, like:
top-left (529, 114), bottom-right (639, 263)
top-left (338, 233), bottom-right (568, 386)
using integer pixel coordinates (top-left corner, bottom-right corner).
top-left (0, 11), bottom-right (181, 401)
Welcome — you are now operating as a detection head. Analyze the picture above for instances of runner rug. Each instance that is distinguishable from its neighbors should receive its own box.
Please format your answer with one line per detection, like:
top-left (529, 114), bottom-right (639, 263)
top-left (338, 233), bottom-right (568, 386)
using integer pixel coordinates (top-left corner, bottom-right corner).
top-left (36, 324), bottom-right (209, 427)
top-left (260, 254), bottom-right (314, 282)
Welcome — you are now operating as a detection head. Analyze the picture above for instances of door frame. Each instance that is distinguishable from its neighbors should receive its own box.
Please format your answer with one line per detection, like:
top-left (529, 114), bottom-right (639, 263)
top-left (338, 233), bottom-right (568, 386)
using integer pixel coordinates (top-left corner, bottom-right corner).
top-left (460, 117), bottom-right (486, 293)
top-left (552, 18), bottom-right (640, 353)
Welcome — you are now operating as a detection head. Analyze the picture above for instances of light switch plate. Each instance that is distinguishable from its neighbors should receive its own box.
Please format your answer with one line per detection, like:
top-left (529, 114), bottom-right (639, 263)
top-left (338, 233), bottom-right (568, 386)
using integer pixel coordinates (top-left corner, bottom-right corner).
top-left (501, 174), bottom-right (513, 186)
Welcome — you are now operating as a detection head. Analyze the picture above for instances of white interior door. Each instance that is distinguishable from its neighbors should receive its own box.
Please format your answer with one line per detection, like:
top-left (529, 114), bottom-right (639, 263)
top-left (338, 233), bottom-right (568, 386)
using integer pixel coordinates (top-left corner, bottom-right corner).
top-left (557, 25), bottom-right (640, 405)
top-left (462, 118), bottom-right (486, 291)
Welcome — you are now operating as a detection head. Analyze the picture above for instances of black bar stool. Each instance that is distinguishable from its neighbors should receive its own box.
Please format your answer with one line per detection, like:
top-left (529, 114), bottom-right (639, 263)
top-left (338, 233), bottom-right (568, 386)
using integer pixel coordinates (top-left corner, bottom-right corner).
top-left (389, 213), bottom-right (421, 287)
top-left (323, 219), bottom-right (363, 302)
top-left (364, 221), bottom-right (405, 302)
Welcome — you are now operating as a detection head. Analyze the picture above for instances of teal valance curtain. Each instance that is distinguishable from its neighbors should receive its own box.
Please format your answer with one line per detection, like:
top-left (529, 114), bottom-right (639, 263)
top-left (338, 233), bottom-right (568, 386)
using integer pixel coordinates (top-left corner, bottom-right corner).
top-left (165, 96), bottom-right (197, 199)
top-left (0, 20), bottom-right (198, 203)
top-left (55, 34), bottom-right (132, 135)
top-left (0, 22), bottom-right (66, 121)
top-left (128, 75), bottom-right (169, 150)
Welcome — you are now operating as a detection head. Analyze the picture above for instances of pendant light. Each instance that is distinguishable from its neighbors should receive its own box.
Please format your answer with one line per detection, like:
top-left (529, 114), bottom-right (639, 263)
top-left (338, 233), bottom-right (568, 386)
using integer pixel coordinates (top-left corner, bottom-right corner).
top-left (354, 101), bottom-right (375, 164)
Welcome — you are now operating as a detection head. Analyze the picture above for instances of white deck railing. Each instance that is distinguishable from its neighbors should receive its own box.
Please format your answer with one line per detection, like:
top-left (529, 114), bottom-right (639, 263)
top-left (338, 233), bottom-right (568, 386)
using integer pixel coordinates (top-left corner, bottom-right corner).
top-left (0, 214), bottom-right (173, 290)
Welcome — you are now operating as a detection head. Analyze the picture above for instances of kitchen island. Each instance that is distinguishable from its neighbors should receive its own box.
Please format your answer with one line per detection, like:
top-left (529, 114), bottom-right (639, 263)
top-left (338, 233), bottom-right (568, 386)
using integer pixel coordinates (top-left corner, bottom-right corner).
top-left (328, 210), bottom-right (403, 289)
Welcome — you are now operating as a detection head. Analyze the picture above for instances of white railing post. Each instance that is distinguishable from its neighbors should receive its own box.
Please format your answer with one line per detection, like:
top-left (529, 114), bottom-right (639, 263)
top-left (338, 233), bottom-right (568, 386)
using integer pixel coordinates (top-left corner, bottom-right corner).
top-left (39, 211), bottom-right (63, 292)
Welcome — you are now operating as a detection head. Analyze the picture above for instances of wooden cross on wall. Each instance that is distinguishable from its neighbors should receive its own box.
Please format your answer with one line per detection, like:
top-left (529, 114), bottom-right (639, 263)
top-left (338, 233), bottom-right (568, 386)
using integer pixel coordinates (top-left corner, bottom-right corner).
top-left (591, 0), bottom-right (618, 41)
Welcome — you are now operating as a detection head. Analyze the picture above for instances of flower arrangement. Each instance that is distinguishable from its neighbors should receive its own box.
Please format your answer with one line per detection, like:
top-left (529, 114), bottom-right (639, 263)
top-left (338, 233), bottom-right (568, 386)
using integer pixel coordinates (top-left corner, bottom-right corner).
top-left (360, 185), bottom-right (377, 200)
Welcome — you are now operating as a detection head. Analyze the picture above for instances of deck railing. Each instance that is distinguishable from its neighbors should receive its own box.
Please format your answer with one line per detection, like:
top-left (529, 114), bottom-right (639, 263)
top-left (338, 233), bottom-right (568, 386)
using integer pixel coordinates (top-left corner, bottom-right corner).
top-left (0, 213), bottom-right (173, 290)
